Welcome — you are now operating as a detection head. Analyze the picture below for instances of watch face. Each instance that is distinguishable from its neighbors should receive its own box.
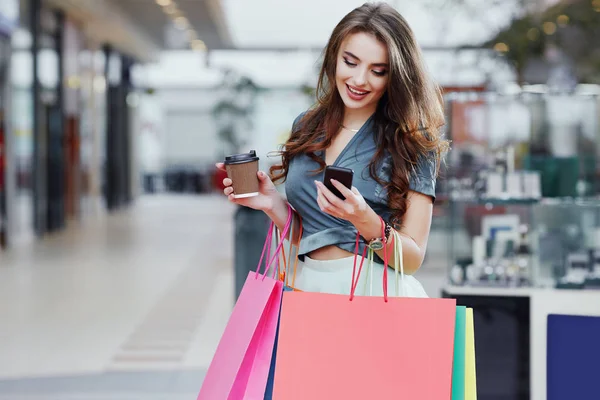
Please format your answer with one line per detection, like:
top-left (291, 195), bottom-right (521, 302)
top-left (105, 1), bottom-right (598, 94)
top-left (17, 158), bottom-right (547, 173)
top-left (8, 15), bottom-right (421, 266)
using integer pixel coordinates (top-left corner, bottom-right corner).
top-left (369, 239), bottom-right (384, 251)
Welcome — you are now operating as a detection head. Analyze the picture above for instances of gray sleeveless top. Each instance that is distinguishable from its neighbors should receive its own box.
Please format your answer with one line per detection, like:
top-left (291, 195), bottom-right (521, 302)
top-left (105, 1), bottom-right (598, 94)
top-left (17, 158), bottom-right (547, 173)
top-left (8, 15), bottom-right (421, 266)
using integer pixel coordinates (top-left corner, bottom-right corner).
top-left (285, 112), bottom-right (436, 259)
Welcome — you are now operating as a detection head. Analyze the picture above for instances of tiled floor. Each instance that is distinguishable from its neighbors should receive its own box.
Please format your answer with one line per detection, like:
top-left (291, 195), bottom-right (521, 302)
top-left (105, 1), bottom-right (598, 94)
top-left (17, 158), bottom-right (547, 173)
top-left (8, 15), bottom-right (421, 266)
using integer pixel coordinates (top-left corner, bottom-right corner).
top-left (0, 194), bottom-right (446, 397)
top-left (0, 195), bottom-right (238, 397)
top-left (0, 370), bottom-right (204, 399)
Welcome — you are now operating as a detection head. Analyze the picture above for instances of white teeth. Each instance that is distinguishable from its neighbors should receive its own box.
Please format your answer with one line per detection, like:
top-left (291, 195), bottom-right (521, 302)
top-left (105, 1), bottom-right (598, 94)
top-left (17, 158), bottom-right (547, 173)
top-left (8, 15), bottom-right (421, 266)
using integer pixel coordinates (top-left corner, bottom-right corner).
top-left (348, 86), bottom-right (368, 95)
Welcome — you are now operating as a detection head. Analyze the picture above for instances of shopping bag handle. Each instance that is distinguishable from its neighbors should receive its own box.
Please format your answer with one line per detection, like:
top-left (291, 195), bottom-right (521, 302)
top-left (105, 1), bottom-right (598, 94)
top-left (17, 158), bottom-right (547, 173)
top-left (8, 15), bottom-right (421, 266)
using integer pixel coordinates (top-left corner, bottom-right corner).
top-left (279, 212), bottom-right (302, 288)
top-left (255, 203), bottom-right (293, 281)
top-left (349, 218), bottom-right (406, 301)
top-left (390, 230), bottom-right (407, 297)
top-left (288, 213), bottom-right (303, 288)
top-left (350, 216), bottom-right (389, 301)
top-left (276, 209), bottom-right (301, 285)
top-left (276, 214), bottom-right (293, 283)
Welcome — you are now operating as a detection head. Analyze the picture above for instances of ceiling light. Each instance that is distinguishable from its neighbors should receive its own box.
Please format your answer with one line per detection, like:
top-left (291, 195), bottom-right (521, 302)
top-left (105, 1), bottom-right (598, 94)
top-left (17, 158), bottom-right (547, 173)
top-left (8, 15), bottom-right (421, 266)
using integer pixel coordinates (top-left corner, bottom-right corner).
top-left (93, 76), bottom-right (106, 93)
top-left (66, 75), bottom-right (81, 89)
top-left (557, 15), bottom-right (569, 26)
top-left (187, 29), bottom-right (198, 40)
top-left (164, 3), bottom-right (178, 14)
top-left (543, 22), bottom-right (556, 35)
top-left (191, 39), bottom-right (207, 51)
top-left (174, 16), bottom-right (188, 29)
top-left (156, 0), bottom-right (171, 6)
top-left (493, 42), bottom-right (509, 53)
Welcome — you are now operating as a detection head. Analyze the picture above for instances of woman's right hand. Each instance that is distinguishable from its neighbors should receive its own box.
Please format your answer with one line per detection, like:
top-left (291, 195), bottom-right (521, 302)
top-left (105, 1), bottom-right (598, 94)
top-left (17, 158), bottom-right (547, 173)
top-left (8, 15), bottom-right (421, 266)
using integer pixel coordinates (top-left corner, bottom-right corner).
top-left (215, 163), bottom-right (280, 212)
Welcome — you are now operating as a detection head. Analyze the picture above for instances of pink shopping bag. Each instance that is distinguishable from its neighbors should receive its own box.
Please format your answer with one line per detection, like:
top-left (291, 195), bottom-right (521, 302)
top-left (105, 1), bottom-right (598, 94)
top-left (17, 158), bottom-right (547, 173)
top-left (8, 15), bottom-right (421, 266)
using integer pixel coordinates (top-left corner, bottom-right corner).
top-left (272, 224), bottom-right (457, 400)
top-left (197, 206), bottom-right (292, 400)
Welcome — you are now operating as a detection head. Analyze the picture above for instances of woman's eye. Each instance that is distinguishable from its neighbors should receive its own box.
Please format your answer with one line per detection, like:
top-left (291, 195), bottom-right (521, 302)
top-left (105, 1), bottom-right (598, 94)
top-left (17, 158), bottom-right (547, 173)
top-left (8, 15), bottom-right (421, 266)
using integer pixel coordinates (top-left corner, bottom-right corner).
top-left (343, 58), bottom-right (357, 67)
top-left (372, 70), bottom-right (387, 77)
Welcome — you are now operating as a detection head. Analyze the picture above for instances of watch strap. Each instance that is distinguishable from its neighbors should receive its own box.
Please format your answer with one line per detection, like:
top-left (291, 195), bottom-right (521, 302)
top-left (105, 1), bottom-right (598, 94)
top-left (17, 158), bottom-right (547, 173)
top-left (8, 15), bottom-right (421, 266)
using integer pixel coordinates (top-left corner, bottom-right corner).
top-left (363, 217), bottom-right (391, 249)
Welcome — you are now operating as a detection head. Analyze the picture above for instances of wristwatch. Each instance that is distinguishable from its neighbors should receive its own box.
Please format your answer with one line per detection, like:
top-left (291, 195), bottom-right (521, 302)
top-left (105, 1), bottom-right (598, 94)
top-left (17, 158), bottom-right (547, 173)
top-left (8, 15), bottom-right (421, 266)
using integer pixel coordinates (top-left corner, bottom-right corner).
top-left (367, 237), bottom-right (386, 251)
top-left (365, 220), bottom-right (392, 250)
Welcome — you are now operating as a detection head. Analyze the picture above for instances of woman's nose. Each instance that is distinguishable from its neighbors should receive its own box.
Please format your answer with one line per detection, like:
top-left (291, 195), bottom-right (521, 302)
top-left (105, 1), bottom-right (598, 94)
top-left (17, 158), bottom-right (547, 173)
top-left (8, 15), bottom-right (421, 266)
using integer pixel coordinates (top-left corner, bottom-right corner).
top-left (353, 68), bottom-right (368, 86)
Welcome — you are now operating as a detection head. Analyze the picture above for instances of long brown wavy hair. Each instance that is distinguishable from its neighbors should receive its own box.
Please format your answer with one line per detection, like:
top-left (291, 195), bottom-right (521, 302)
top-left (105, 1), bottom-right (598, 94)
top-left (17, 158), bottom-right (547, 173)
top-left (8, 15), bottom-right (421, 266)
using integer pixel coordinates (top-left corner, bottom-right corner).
top-left (270, 2), bottom-right (449, 226)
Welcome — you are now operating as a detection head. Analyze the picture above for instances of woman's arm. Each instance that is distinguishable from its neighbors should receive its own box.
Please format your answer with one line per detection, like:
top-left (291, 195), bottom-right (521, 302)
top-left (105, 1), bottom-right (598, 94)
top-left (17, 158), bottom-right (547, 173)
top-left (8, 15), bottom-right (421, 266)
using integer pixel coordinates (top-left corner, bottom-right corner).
top-left (351, 190), bottom-right (432, 274)
top-left (217, 163), bottom-right (301, 245)
top-left (314, 178), bottom-right (432, 274)
top-left (264, 193), bottom-right (302, 246)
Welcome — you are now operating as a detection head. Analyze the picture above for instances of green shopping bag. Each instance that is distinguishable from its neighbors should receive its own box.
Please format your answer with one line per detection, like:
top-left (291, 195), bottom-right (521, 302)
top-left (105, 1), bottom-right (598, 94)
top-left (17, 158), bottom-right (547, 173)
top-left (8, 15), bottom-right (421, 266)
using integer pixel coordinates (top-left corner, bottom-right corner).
top-left (452, 306), bottom-right (477, 400)
top-left (452, 306), bottom-right (467, 399)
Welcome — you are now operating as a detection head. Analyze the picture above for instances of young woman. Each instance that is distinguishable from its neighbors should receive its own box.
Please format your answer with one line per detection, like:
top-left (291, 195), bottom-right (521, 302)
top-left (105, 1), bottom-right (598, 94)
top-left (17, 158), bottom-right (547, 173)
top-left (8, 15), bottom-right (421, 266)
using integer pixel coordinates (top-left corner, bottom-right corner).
top-left (217, 2), bottom-right (448, 297)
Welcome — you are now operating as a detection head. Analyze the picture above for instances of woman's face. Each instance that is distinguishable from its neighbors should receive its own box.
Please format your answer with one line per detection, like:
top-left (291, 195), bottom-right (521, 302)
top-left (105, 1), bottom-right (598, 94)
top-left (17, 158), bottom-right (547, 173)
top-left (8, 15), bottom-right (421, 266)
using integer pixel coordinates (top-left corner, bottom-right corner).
top-left (335, 32), bottom-right (389, 113)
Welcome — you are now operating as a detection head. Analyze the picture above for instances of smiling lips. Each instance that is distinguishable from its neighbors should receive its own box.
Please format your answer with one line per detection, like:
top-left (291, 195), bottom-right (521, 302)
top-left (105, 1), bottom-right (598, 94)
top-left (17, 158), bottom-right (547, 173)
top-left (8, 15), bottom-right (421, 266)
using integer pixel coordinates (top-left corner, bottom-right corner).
top-left (346, 84), bottom-right (370, 101)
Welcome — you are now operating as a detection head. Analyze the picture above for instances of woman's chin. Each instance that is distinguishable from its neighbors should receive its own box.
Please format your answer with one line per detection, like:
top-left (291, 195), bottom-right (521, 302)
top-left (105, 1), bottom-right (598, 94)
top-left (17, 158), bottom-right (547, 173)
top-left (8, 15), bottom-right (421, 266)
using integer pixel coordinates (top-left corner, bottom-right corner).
top-left (341, 98), bottom-right (373, 110)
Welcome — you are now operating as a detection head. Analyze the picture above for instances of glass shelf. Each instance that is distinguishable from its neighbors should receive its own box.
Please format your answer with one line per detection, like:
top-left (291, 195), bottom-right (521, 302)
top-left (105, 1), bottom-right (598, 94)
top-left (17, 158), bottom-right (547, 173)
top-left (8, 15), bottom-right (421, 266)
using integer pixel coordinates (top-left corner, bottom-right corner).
top-left (449, 197), bottom-right (540, 206)
top-left (444, 91), bottom-right (600, 291)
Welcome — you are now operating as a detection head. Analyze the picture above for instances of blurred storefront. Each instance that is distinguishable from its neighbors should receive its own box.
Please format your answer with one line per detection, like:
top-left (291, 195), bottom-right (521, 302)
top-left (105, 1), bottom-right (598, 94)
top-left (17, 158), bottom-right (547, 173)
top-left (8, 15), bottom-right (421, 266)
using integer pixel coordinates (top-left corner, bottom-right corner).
top-left (78, 45), bottom-right (107, 217)
top-left (104, 48), bottom-right (136, 210)
top-left (441, 85), bottom-right (600, 399)
top-left (1, 0), bottom-right (153, 249)
top-left (0, 0), bottom-right (20, 249)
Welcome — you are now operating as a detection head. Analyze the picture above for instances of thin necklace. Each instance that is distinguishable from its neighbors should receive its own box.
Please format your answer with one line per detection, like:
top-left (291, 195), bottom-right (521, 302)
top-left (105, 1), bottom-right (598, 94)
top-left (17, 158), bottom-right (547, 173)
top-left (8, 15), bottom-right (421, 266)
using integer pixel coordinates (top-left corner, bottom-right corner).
top-left (341, 124), bottom-right (360, 133)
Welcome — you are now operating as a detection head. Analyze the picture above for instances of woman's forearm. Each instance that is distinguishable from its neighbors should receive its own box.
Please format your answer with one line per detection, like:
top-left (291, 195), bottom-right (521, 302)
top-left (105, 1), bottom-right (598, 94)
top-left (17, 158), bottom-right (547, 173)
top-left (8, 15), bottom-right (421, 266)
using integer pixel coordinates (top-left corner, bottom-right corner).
top-left (264, 194), bottom-right (301, 246)
top-left (381, 232), bottom-right (424, 275)
top-left (351, 208), bottom-right (424, 274)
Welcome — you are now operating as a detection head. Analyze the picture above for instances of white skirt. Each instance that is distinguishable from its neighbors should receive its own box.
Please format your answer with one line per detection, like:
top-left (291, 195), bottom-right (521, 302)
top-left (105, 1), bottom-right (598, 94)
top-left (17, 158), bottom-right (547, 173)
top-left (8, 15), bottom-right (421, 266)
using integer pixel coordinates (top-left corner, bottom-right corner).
top-left (291, 255), bottom-right (428, 298)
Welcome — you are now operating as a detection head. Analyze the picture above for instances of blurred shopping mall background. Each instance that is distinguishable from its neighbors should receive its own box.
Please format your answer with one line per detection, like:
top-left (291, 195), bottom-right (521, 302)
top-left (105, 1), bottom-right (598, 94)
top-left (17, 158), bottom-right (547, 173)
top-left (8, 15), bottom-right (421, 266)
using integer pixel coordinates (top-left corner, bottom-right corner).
top-left (0, 0), bottom-right (599, 399)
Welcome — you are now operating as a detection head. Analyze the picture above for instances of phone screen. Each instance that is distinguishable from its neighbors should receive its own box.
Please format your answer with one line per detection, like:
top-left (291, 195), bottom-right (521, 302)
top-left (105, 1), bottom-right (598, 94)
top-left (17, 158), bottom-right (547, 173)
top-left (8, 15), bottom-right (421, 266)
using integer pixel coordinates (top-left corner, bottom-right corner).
top-left (323, 166), bottom-right (353, 199)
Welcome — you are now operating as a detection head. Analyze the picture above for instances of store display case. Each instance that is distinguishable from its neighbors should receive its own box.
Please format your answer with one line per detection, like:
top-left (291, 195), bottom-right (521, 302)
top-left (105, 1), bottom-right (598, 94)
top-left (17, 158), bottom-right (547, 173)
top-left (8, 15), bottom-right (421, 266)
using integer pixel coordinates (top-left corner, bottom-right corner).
top-left (448, 198), bottom-right (600, 290)
top-left (444, 88), bottom-right (600, 291)
top-left (442, 86), bottom-right (600, 400)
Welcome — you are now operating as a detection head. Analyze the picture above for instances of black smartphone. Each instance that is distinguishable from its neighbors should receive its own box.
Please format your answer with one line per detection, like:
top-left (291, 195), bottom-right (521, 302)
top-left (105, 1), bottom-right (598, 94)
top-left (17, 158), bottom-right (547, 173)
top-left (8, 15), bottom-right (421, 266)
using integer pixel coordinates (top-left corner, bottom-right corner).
top-left (323, 166), bottom-right (354, 199)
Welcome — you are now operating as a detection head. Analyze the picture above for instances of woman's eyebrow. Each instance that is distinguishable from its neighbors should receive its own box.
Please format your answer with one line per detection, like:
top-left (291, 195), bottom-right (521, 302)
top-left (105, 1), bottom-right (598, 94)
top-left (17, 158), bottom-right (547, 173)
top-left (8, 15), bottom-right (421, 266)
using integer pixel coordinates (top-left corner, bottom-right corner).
top-left (343, 51), bottom-right (388, 67)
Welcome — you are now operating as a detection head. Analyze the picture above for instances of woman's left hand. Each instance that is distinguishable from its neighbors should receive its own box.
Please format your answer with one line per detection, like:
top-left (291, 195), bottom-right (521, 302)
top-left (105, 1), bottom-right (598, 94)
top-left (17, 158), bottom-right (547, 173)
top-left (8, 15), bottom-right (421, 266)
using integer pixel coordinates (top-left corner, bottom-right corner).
top-left (314, 179), bottom-right (370, 223)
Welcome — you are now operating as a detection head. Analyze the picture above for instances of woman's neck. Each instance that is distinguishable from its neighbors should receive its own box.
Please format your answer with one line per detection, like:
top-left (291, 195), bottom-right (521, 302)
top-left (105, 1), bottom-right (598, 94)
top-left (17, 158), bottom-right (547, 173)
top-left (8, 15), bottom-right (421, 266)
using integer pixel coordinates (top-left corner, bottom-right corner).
top-left (342, 106), bottom-right (375, 131)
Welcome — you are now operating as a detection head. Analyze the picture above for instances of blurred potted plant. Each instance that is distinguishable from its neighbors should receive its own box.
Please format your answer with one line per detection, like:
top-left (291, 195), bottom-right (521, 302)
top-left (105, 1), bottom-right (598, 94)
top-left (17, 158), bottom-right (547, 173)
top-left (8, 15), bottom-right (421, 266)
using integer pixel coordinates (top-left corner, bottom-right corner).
top-left (212, 71), bottom-right (260, 157)
top-left (485, 0), bottom-right (600, 86)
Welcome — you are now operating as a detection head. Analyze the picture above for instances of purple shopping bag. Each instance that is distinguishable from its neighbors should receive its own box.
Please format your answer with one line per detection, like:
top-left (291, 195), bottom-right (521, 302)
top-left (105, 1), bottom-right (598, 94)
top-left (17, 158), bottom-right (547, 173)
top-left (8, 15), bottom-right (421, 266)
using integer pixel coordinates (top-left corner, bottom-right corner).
top-left (197, 206), bottom-right (292, 400)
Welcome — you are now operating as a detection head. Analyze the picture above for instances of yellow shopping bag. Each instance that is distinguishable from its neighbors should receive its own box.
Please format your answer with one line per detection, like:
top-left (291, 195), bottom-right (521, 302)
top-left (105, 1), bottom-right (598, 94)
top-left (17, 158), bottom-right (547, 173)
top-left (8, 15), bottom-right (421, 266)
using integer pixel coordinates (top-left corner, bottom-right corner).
top-left (465, 308), bottom-right (477, 400)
